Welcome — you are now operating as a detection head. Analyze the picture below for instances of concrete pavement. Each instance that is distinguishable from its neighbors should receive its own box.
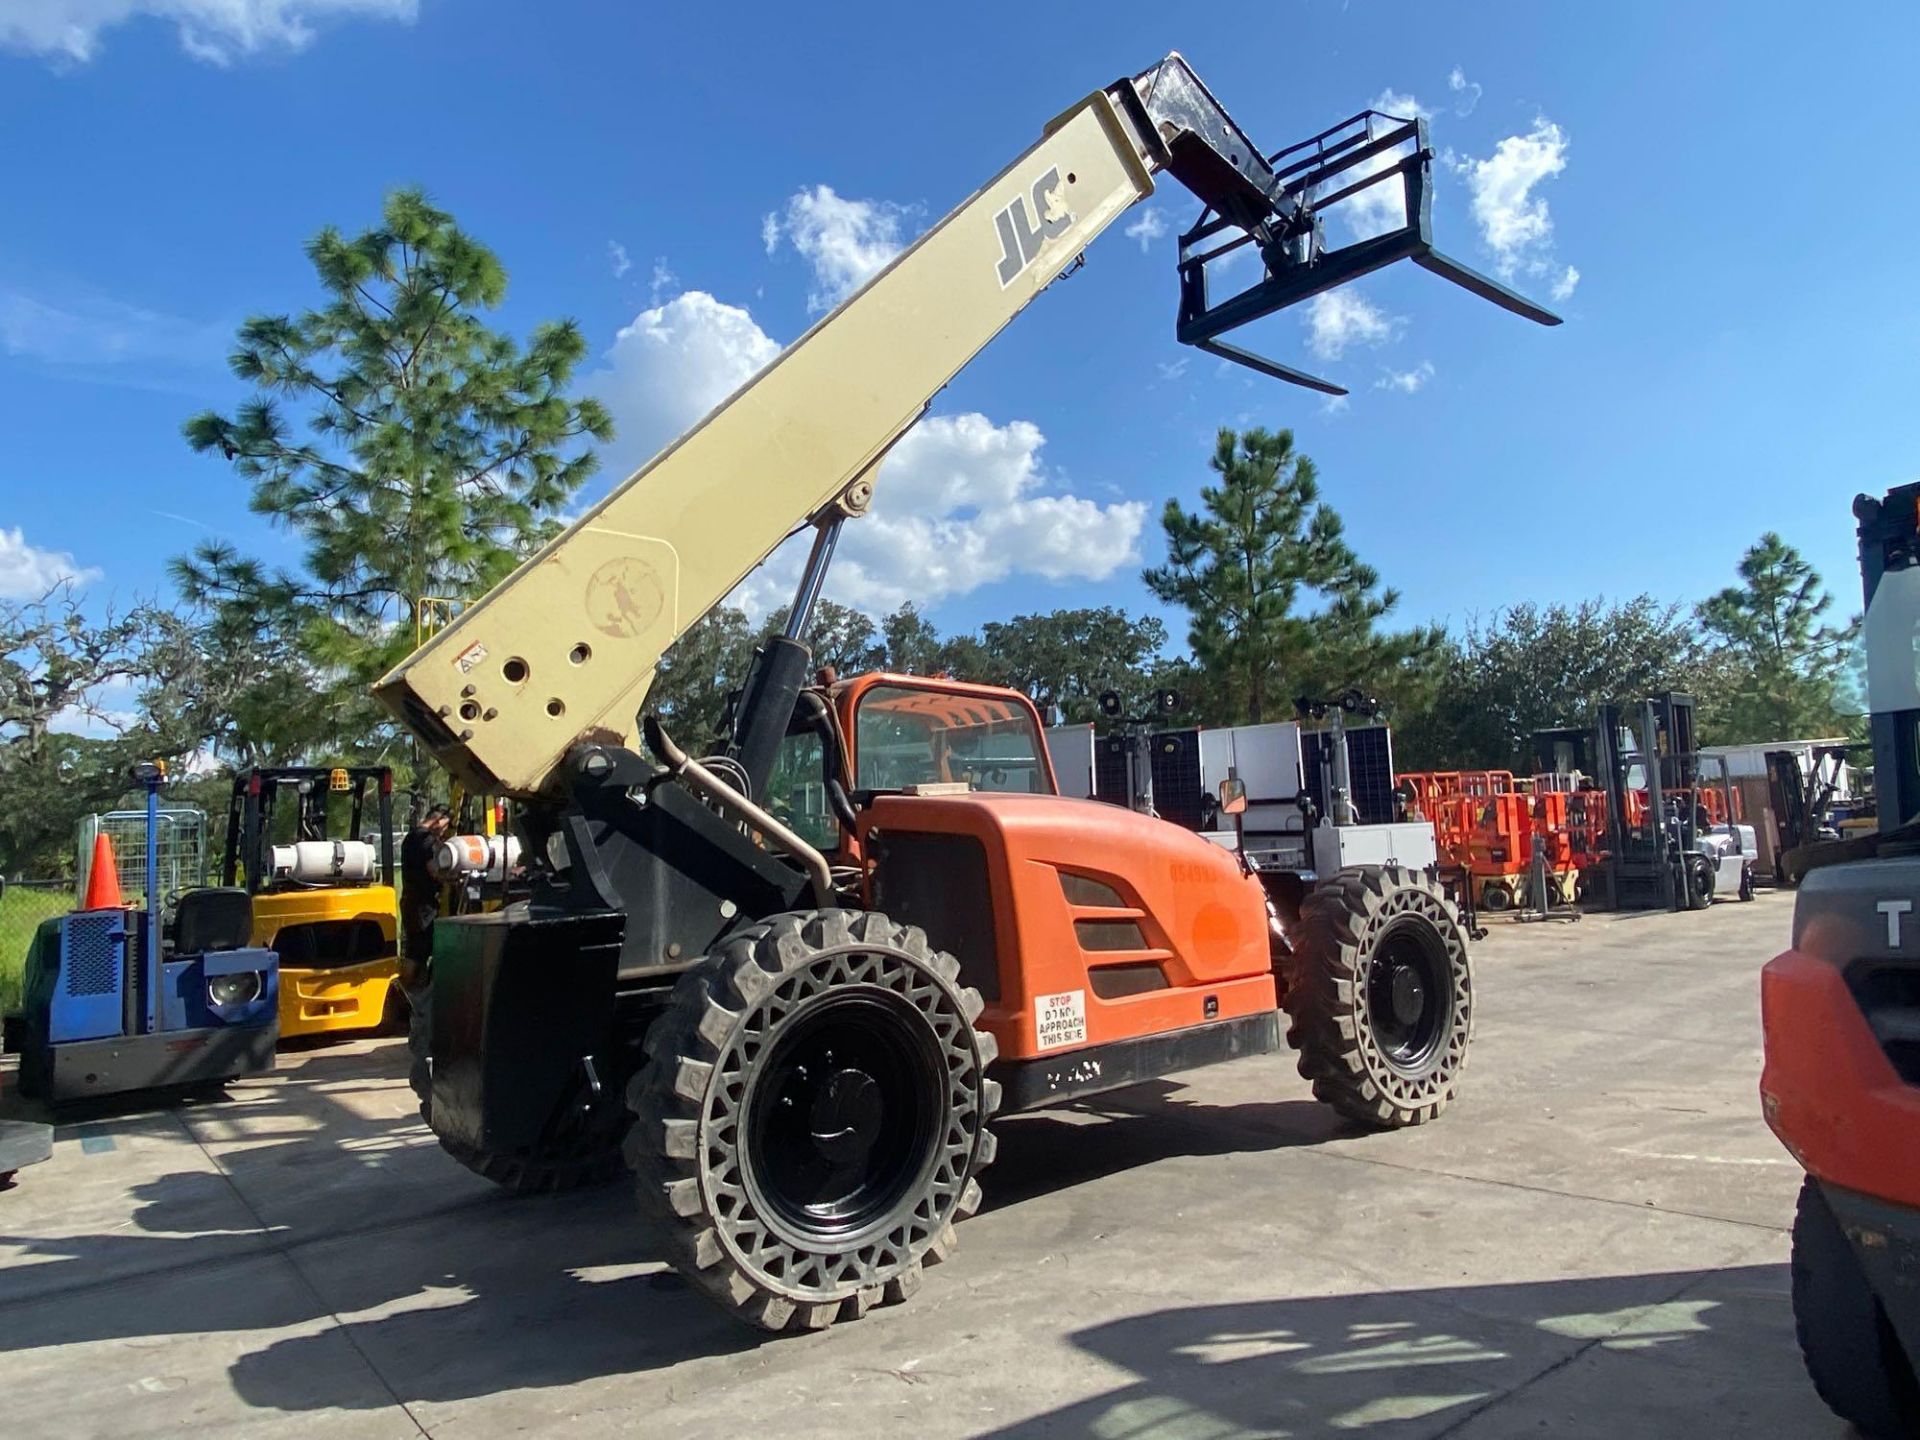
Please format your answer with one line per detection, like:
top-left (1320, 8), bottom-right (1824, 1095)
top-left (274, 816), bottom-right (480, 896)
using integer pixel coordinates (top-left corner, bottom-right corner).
top-left (0, 894), bottom-right (1841, 1438)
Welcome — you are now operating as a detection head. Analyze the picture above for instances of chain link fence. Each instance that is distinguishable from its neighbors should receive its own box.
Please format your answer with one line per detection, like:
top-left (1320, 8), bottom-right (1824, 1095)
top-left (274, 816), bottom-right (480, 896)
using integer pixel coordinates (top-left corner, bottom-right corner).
top-left (2, 807), bottom-right (210, 1017)
top-left (75, 806), bottom-right (210, 908)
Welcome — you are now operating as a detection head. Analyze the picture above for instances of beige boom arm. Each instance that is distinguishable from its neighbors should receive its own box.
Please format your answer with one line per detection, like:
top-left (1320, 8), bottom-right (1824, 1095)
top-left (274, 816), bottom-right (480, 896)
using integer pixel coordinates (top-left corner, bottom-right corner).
top-left (373, 54), bottom-right (1558, 799)
top-left (374, 82), bottom-right (1163, 797)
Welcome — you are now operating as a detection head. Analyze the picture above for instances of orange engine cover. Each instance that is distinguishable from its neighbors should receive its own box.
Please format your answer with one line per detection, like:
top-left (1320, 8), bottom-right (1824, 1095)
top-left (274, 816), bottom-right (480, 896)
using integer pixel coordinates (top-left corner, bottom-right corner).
top-left (858, 792), bottom-right (1276, 1064)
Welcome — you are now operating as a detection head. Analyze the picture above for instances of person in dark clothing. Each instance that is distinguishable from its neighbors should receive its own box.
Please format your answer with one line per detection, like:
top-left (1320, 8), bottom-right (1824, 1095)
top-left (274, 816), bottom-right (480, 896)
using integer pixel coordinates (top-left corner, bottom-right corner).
top-left (398, 804), bottom-right (452, 992)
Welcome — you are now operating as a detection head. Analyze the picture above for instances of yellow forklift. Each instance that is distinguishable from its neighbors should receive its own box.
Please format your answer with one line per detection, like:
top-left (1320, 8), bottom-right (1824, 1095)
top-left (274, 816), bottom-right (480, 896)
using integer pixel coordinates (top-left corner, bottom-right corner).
top-left (223, 765), bottom-right (402, 1040)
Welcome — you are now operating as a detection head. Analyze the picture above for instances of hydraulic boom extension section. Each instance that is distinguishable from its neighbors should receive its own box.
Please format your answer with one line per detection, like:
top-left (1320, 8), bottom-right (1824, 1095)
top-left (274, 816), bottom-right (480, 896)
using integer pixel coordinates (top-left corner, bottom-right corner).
top-left (375, 54), bottom-right (1555, 798)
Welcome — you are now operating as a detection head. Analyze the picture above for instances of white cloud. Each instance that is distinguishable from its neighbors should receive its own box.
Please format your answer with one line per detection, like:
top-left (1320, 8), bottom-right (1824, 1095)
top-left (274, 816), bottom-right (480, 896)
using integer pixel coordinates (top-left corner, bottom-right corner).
top-left (1458, 117), bottom-right (1571, 281)
top-left (1156, 357), bottom-right (1190, 382)
top-left (1551, 264), bottom-right (1580, 302)
top-left (1370, 88), bottom-right (1432, 121)
top-left (592, 290), bottom-right (782, 471)
top-left (765, 185), bottom-right (916, 311)
top-left (0, 0), bottom-right (416, 66)
top-left (1328, 89), bottom-right (1430, 242)
top-left (1124, 207), bottom-right (1170, 252)
top-left (0, 285), bottom-right (223, 369)
top-left (648, 256), bottom-right (675, 304)
top-left (733, 415), bottom-right (1145, 617)
top-left (1375, 360), bottom-right (1435, 394)
top-left (50, 703), bottom-right (138, 738)
top-left (1448, 66), bottom-right (1482, 116)
top-left (590, 286), bottom-right (1141, 620)
top-left (1302, 289), bottom-right (1397, 360)
top-left (0, 527), bottom-right (99, 598)
top-left (607, 241), bottom-right (631, 279)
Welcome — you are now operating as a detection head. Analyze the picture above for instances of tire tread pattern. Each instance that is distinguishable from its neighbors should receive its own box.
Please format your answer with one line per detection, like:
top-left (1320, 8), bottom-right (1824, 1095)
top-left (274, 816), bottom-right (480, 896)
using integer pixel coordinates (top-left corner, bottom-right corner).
top-left (624, 909), bottom-right (998, 1333)
top-left (1280, 864), bottom-right (1473, 1129)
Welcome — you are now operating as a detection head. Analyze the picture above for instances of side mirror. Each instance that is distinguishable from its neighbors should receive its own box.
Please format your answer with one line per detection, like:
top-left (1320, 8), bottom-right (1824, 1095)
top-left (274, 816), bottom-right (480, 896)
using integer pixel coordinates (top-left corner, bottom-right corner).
top-left (1219, 778), bottom-right (1248, 816)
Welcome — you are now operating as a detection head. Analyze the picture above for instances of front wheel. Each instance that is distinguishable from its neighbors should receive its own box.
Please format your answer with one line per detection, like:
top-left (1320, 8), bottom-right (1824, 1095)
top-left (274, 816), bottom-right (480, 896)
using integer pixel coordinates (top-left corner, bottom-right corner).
top-left (625, 909), bottom-right (1000, 1332)
top-left (1685, 854), bottom-right (1715, 910)
top-left (1283, 865), bottom-right (1473, 1128)
top-left (1792, 1179), bottom-right (1920, 1437)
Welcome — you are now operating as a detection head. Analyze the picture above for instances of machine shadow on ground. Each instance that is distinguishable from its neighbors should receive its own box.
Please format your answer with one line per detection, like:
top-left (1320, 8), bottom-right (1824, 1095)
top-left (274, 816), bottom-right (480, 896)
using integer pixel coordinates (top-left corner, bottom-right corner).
top-left (0, 1050), bottom-right (1382, 1414)
top-left (979, 1264), bottom-right (1808, 1439)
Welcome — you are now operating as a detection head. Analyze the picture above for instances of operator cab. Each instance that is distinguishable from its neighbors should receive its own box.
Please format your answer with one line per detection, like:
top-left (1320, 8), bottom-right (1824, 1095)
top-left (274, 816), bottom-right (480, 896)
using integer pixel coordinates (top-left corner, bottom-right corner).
top-left (764, 674), bottom-right (1062, 858)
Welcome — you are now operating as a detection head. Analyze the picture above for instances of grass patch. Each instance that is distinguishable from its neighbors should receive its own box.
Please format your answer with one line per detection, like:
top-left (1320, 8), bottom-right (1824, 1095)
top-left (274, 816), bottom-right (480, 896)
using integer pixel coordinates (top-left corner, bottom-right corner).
top-left (0, 885), bottom-right (72, 1016)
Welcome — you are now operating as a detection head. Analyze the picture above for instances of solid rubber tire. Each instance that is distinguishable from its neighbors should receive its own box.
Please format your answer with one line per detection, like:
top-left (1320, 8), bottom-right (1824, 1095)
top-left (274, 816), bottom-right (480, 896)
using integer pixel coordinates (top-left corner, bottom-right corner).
top-left (1282, 864), bottom-right (1473, 1129)
top-left (624, 909), bottom-right (999, 1333)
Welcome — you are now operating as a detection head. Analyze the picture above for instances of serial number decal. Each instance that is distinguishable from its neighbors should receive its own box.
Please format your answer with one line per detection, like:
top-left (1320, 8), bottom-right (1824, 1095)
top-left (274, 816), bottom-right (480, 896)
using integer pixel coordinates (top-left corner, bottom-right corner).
top-left (1035, 988), bottom-right (1088, 1052)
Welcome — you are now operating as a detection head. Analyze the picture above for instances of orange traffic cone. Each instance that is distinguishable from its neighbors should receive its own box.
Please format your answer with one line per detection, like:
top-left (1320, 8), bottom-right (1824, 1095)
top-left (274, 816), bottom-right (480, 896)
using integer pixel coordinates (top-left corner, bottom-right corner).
top-left (80, 833), bottom-right (123, 911)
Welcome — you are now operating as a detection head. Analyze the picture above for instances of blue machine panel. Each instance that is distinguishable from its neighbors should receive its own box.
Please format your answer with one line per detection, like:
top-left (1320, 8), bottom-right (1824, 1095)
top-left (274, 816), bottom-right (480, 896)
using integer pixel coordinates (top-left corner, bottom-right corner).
top-left (49, 910), bottom-right (127, 1043)
top-left (160, 948), bottom-right (279, 1032)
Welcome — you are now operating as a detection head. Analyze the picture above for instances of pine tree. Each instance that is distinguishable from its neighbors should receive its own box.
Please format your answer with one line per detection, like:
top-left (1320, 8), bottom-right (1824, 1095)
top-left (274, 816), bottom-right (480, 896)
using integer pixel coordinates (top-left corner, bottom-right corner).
top-left (1143, 427), bottom-right (1437, 724)
top-left (173, 187), bottom-right (613, 773)
top-left (1697, 532), bottom-right (1860, 740)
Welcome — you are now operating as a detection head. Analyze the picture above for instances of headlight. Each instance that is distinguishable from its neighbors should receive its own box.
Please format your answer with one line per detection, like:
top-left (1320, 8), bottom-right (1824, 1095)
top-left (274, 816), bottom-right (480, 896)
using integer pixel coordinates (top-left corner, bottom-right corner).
top-left (208, 972), bottom-right (264, 1007)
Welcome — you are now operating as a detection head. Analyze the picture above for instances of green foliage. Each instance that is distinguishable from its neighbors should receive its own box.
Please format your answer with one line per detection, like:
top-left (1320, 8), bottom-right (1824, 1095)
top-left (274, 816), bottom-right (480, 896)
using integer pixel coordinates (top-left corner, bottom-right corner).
top-left (641, 598), bottom-right (1169, 741)
top-left (647, 605), bottom-right (756, 742)
top-left (0, 884), bottom-right (70, 1015)
top-left (767, 599), bottom-right (888, 676)
top-left (959, 608), bottom-right (1167, 721)
top-left (0, 584), bottom-right (217, 876)
top-left (174, 186), bottom-right (613, 779)
top-left (1393, 596), bottom-right (1717, 772)
top-left (1696, 533), bottom-right (1861, 742)
top-left (880, 603), bottom-right (945, 676)
top-left (1143, 427), bottom-right (1440, 724)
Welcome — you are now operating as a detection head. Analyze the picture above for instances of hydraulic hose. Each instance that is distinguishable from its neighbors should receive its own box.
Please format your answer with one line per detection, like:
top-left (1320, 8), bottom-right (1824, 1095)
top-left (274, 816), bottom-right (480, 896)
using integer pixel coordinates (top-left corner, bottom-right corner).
top-left (643, 714), bottom-right (835, 904)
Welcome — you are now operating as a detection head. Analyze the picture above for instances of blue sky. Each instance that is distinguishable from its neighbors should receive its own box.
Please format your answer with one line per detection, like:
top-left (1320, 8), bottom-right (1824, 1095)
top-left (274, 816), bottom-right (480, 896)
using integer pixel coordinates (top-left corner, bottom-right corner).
top-left (1, 0), bottom-right (1912, 654)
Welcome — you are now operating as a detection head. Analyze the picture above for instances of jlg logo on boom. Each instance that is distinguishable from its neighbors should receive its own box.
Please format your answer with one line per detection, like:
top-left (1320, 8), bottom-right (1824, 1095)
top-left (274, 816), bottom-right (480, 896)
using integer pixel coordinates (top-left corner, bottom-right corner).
top-left (994, 167), bottom-right (1074, 286)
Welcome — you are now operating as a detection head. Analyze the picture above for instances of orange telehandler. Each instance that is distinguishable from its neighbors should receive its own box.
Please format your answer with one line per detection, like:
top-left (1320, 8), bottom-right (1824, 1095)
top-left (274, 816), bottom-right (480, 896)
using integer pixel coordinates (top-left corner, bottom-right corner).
top-left (375, 53), bottom-right (1557, 1331)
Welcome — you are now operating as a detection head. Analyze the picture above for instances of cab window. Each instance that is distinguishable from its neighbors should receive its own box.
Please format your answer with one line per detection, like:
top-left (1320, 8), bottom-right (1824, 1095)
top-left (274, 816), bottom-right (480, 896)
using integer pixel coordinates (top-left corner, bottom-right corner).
top-left (765, 729), bottom-right (838, 850)
top-left (854, 684), bottom-right (1049, 795)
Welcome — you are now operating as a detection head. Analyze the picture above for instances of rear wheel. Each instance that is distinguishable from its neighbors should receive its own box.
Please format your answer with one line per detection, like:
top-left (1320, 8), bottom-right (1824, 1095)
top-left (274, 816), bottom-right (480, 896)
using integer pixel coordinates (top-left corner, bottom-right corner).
top-left (1792, 1178), bottom-right (1920, 1437)
top-left (1478, 880), bottom-right (1512, 912)
top-left (625, 909), bottom-right (999, 1331)
top-left (1738, 864), bottom-right (1756, 902)
top-left (406, 977), bottom-right (627, 1193)
top-left (1283, 865), bottom-right (1473, 1128)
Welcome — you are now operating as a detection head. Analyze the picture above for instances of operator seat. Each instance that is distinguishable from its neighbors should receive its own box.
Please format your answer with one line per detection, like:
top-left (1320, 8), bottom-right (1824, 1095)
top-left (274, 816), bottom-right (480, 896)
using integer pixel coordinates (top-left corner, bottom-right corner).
top-left (172, 888), bottom-right (254, 955)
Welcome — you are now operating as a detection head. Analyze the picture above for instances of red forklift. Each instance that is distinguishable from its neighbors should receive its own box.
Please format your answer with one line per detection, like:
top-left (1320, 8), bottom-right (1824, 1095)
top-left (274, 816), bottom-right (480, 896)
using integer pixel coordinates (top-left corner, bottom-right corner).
top-left (1762, 485), bottom-right (1920, 1436)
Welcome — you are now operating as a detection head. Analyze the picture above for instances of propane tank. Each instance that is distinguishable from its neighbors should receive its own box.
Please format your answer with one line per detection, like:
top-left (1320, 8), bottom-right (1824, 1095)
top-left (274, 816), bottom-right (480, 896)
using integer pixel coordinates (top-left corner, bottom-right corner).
top-left (269, 839), bottom-right (378, 883)
top-left (428, 833), bottom-right (521, 884)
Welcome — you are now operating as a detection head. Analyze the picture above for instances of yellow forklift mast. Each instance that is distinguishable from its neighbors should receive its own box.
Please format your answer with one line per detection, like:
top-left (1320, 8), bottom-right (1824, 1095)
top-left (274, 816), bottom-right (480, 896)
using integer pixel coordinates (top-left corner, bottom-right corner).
top-left (223, 765), bottom-right (401, 1040)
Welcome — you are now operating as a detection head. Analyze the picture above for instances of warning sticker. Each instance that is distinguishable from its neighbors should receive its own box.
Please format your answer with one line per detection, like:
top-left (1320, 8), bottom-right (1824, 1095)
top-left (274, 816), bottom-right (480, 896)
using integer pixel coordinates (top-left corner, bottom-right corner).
top-left (1034, 989), bottom-right (1087, 1052)
top-left (453, 642), bottom-right (489, 675)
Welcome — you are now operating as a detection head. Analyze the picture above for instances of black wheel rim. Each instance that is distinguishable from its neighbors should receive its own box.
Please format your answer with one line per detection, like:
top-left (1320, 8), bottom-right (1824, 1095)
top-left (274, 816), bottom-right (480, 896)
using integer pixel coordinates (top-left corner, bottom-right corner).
top-left (1366, 918), bottom-right (1454, 1072)
top-left (745, 989), bottom-right (946, 1242)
